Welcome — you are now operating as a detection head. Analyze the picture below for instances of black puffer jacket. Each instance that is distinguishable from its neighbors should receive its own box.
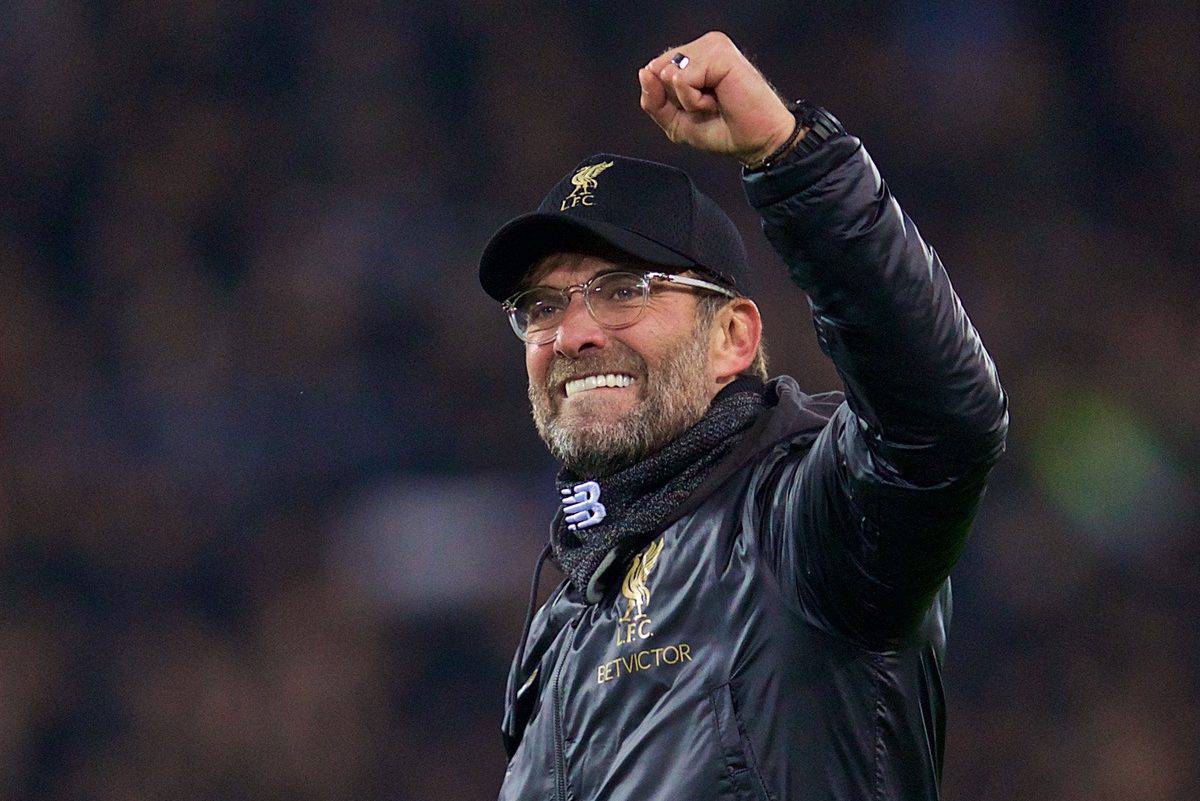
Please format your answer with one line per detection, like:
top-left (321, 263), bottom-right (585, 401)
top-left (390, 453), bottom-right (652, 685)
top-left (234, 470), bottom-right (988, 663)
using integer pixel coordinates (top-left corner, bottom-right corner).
top-left (499, 129), bottom-right (1009, 801)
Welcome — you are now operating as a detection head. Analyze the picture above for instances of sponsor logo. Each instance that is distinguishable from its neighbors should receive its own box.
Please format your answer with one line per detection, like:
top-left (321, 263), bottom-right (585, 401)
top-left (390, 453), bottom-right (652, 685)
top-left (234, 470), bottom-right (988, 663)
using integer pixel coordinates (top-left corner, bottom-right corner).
top-left (597, 643), bottom-right (692, 684)
top-left (560, 161), bottom-right (614, 211)
top-left (561, 481), bottom-right (606, 530)
top-left (599, 538), bottom-right (694, 684)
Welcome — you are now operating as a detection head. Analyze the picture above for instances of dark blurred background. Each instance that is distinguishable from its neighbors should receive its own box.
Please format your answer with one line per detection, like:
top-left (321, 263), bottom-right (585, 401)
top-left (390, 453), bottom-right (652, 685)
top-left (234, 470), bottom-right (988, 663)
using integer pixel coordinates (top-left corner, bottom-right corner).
top-left (1, 2), bottom-right (1196, 799)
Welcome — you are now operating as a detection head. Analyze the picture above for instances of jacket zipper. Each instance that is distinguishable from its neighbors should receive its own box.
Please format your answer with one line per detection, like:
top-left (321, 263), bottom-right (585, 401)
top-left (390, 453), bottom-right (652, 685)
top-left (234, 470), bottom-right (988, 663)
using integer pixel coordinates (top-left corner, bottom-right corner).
top-left (552, 608), bottom-right (585, 801)
top-left (553, 652), bottom-right (566, 801)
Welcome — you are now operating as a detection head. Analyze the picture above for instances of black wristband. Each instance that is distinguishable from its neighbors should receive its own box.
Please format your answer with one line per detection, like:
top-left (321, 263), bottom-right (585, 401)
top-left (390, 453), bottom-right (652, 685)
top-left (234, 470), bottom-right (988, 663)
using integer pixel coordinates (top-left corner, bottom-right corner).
top-left (741, 106), bottom-right (806, 171)
top-left (743, 101), bottom-right (845, 171)
top-left (789, 102), bottom-right (845, 158)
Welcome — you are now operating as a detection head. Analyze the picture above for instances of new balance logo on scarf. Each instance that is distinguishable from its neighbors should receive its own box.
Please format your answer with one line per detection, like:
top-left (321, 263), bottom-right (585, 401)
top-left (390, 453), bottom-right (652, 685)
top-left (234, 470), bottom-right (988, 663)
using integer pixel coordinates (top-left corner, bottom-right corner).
top-left (561, 481), bottom-right (606, 530)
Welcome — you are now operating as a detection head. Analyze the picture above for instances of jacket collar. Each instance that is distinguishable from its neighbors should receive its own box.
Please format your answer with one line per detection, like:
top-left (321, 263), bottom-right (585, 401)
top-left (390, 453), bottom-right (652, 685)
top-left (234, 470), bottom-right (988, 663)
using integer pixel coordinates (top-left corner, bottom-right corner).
top-left (650, 375), bottom-right (843, 530)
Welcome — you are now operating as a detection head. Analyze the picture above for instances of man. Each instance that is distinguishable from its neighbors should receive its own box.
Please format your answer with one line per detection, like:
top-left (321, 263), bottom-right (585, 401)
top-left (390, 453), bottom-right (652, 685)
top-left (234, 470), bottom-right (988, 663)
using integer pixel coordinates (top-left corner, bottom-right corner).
top-left (478, 32), bottom-right (1008, 801)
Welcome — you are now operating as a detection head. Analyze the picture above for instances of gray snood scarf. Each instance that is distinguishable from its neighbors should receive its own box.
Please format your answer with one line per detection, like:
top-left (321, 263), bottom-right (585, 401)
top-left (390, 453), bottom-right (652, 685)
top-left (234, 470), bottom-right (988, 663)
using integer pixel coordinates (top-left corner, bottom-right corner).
top-left (550, 375), bottom-right (766, 602)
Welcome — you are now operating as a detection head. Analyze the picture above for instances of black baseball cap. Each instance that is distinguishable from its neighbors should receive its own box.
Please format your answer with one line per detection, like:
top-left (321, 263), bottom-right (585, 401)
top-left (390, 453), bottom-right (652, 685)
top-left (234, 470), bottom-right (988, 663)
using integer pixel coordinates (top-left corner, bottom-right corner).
top-left (479, 153), bottom-right (750, 302)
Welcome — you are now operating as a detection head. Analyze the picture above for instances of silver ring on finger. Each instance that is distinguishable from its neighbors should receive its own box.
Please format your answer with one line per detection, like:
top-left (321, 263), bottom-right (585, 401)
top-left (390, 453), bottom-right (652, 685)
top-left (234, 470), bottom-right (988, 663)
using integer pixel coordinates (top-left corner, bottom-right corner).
top-left (671, 52), bottom-right (689, 69)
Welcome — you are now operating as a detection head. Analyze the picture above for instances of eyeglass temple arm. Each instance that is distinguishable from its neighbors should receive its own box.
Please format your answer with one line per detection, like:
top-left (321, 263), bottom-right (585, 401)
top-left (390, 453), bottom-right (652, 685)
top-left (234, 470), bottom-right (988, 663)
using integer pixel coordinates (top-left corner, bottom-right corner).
top-left (645, 272), bottom-right (738, 299)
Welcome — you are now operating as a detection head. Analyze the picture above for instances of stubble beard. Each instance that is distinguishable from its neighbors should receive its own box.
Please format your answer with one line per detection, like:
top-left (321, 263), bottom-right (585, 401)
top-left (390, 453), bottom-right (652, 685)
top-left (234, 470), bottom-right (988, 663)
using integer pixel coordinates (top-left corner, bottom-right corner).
top-left (528, 322), bottom-right (713, 478)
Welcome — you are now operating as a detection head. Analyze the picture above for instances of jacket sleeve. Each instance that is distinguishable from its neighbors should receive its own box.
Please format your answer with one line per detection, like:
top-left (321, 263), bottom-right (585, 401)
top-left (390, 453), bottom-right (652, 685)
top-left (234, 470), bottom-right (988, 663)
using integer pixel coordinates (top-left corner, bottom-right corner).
top-left (744, 132), bottom-right (1009, 648)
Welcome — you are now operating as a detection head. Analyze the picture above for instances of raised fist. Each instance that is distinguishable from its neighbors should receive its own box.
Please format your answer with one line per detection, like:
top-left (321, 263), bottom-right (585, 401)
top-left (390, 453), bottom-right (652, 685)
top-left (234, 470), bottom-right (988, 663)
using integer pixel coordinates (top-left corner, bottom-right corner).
top-left (638, 31), bottom-right (797, 166)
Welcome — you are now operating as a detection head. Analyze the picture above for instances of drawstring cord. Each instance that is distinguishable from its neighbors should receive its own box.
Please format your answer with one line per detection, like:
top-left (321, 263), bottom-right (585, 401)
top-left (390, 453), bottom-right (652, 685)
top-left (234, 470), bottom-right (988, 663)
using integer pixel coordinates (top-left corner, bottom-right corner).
top-left (507, 541), bottom-right (553, 734)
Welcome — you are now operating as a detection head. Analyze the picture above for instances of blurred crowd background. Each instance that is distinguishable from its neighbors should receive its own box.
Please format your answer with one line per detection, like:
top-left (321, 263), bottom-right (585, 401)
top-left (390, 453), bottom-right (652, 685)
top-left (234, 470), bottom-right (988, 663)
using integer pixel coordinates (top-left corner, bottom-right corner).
top-left (1, 2), bottom-right (1196, 799)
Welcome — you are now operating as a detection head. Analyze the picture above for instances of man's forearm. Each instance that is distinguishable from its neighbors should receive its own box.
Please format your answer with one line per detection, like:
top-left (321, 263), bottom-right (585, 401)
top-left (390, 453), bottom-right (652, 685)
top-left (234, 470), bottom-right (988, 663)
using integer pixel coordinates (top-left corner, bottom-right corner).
top-left (744, 133), bottom-right (1009, 484)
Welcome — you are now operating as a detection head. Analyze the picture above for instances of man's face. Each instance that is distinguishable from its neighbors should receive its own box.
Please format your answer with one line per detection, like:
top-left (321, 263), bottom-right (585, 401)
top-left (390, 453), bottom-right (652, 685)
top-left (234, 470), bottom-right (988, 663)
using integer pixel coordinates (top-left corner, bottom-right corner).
top-left (524, 253), bottom-right (718, 477)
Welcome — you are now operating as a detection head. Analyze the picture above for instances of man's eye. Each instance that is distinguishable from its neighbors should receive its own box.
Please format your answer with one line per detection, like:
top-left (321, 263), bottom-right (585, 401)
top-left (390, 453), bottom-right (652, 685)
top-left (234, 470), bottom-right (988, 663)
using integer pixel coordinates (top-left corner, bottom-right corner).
top-left (599, 282), bottom-right (640, 302)
top-left (527, 303), bottom-right (561, 321)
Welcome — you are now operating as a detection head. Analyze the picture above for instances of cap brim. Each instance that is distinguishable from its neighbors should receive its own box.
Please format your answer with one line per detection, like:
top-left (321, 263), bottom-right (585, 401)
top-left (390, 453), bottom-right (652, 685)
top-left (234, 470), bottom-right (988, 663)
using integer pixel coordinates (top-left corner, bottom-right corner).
top-left (479, 213), bottom-right (695, 302)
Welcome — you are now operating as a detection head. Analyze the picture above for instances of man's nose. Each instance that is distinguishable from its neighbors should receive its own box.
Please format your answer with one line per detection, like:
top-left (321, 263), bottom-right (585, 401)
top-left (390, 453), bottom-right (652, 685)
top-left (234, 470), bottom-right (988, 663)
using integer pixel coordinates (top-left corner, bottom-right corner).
top-left (554, 293), bottom-right (608, 357)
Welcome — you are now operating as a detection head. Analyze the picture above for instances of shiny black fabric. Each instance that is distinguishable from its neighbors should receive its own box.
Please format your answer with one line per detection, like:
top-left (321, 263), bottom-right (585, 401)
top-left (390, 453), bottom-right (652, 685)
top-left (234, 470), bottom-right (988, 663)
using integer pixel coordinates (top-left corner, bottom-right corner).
top-left (550, 377), bottom-right (764, 603)
top-left (498, 132), bottom-right (1010, 801)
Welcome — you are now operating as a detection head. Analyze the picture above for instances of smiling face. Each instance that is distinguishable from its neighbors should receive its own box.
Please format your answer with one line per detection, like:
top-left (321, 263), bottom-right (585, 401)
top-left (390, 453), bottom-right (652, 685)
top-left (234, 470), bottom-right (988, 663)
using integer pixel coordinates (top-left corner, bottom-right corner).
top-left (524, 252), bottom-right (720, 477)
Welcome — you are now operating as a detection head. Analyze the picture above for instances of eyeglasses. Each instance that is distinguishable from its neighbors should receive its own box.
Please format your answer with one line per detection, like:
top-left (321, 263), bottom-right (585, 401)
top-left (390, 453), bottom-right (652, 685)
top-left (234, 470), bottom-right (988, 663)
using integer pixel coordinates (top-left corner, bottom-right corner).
top-left (502, 270), bottom-right (737, 344)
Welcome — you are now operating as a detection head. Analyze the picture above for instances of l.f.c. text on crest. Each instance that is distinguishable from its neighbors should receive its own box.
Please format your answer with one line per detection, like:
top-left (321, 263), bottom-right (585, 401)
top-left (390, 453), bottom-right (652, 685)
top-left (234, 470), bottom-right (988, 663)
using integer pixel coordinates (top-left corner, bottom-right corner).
top-left (561, 161), bottom-right (614, 210)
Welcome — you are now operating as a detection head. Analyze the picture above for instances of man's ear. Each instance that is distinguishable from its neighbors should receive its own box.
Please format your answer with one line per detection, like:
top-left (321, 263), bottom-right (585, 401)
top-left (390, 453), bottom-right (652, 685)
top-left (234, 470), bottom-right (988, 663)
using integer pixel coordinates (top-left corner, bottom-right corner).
top-left (709, 298), bottom-right (762, 384)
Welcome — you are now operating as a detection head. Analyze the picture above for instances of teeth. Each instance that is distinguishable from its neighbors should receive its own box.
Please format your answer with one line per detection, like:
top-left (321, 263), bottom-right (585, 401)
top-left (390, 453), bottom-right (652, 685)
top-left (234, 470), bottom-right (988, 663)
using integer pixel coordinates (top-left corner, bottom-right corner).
top-left (565, 373), bottom-right (635, 398)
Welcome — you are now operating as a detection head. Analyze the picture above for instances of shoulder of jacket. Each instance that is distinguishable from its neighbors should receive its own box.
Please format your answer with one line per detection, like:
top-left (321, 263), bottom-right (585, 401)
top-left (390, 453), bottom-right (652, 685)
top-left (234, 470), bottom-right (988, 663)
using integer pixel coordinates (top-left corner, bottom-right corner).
top-left (761, 377), bottom-right (845, 440)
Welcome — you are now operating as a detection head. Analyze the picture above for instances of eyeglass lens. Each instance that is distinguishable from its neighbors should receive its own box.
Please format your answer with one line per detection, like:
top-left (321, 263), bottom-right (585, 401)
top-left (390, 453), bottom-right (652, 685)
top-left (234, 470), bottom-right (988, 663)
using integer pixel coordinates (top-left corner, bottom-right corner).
top-left (511, 272), bottom-right (648, 342)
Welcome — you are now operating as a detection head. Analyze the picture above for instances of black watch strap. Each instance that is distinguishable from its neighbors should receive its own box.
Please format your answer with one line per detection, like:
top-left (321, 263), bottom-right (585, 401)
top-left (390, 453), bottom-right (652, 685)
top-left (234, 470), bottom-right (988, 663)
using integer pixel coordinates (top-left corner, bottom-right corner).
top-left (744, 101), bottom-right (845, 171)
top-left (787, 101), bottom-right (845, 158)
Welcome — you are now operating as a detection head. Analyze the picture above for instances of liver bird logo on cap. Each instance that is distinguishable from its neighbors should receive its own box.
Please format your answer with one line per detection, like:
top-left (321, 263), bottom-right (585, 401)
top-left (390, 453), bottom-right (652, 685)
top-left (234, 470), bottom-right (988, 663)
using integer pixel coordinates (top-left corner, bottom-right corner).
top-left (560, 161), bottom-right (614, 210)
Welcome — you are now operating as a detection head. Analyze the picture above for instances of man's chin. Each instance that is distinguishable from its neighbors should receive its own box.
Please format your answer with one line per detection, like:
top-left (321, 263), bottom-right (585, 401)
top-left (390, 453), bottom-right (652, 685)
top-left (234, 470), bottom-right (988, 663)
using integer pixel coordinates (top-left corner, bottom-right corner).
top-left (555, 393), bottom-right (638, 427)
top-left (543, 409), bottom-right (646, 476)
top-left (551, 415), bottom-right (630, 450)
top-left (552, 436), bottom-right (641, 478)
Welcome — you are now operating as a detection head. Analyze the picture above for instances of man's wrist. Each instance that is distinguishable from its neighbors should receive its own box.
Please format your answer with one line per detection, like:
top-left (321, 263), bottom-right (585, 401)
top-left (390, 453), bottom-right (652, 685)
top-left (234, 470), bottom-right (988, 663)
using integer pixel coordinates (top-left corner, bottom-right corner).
top-left (739, 109), bottom-right (803, 170)
top-left (740, 117), bottom-right (806, 170)
top-left (742, 102), bottom-right (844, 173)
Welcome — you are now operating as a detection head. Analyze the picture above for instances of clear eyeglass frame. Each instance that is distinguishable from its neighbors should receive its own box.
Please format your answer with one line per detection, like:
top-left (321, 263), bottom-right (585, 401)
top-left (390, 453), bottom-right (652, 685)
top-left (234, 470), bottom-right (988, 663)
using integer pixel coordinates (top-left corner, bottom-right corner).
top-left (502, 269), bottom-right (738, 345)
